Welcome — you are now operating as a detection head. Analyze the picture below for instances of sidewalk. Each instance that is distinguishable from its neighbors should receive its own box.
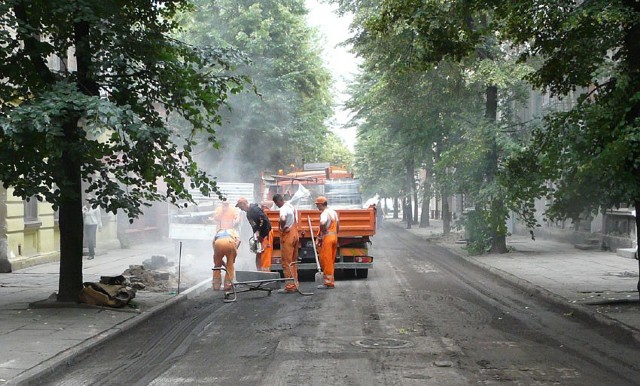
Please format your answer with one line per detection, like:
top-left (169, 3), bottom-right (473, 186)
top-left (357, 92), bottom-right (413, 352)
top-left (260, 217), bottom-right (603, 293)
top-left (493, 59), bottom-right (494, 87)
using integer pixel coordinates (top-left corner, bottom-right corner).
top-left (0, 240), bottom-right (212, 385)
top-left (389, 217), bottom-right (640, 337)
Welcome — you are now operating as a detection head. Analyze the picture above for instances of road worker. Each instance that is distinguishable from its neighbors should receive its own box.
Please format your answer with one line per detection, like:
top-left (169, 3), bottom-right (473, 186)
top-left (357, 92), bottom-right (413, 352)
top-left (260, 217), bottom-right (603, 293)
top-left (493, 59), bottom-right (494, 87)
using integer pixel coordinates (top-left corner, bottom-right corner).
top-left (315, 196), bottom-right (339, 289)
top-left (236, 197), bottom-right (274, 272)
top-left (212, 200), bottom-right (240, 231)
top-left (212, 228), bottom-right (241, 291)
top-left (273, 193), bottom-right (299, 293)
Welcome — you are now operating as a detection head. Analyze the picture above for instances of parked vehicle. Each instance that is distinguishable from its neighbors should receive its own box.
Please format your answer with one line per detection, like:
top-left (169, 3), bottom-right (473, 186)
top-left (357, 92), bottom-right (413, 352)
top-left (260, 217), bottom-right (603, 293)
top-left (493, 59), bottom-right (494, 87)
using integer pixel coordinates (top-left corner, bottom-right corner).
top-left (264, 208), bottom-right (375, 278)
top-left (260, 163), bottom-right (376, 278)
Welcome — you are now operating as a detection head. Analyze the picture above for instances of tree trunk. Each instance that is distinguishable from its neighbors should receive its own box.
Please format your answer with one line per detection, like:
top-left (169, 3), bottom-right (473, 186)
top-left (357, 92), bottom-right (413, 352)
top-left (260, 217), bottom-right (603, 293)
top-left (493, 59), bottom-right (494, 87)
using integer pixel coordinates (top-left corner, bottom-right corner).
top-left (489, 198), bottom-right (508, 253)
top-left (393, 197), bottom-right (399, 219)
top-left (57, 120), bottom-right (84, 302)
top-left (401, 196), bottom-right (406, 222)
top-left (413, 189), bottom-right (419, 225)
top-left (419, 179), bottom-right (431, 228)
top-left (55, 18), bottom-right (102, 302)
top-left (485, 84), bottom-right (508, 253)
top-left (405, 160), bottom-right (414, 229)
top-left (405, 196), bottom-right (412, 229)
top-left (442, 189), bottom-right (451, 235)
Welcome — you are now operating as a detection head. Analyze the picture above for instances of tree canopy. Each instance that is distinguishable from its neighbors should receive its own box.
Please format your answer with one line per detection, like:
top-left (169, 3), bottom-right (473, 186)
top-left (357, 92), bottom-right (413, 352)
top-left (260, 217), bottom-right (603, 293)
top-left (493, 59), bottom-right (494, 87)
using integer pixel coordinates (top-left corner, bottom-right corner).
top-left (334, 0), bottom-right (640, 259)
top-left (177, 0), bottom-right (349, 181)
top-left (0, 0), bottom-right (249, 300)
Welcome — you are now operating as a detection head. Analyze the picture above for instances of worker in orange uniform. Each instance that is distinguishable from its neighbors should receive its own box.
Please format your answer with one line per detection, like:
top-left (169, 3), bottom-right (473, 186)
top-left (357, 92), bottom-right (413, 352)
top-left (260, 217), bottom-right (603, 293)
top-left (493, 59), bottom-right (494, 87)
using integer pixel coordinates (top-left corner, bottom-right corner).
top-left (315, 196), bottom-right (339, 289)
top-left (212, 228), bottom-right (241, 291)
top-left (273, 193), bottom-right (299, 293)
top-left (212, 200), bottom-right (240, 232)
top-left (235, 197), bottom-right (273, 272)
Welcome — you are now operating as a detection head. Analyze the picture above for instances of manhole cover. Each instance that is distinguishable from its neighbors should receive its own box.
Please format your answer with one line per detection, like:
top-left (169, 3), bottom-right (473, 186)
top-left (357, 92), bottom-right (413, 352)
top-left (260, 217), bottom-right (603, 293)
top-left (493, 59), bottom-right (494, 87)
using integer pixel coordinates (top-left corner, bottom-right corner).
top-left (352, 338), bottom-right (413, 349)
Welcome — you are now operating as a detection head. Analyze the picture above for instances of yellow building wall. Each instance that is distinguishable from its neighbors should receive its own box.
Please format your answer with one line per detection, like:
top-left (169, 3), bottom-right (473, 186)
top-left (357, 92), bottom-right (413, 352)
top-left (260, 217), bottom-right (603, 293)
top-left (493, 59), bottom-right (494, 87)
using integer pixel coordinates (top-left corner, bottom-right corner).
top-left (5, 188), bottom-right (25, 260)
top-left (5, 189), bottom-right (59, 268)
top-left (3, 187), bottom-right (134, 269)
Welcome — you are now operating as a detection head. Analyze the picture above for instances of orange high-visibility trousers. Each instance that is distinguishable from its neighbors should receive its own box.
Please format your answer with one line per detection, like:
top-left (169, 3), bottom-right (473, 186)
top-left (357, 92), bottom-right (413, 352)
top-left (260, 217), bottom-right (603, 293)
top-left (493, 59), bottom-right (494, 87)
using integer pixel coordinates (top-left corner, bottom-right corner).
top-left (319, 233), bottom-right (337, 287)
top-left (257, 229), bottom-right (274, 272)
top-left (280, 226), bottom-right (299, 291)
top-left (212, 236), bottom-right (238, 290)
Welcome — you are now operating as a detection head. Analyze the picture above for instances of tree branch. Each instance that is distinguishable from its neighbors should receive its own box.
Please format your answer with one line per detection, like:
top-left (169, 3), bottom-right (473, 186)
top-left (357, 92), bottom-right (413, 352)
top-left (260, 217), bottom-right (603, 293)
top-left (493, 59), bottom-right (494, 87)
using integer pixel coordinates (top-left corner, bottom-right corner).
top-left (13, 2), bottom-right (55, 84)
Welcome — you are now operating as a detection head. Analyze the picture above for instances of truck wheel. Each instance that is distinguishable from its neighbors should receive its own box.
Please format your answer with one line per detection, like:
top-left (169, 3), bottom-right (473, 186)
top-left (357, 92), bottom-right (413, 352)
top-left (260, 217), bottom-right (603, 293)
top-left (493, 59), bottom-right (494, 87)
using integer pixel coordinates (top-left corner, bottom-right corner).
top-left (355, 269), bottom-right (368, 279)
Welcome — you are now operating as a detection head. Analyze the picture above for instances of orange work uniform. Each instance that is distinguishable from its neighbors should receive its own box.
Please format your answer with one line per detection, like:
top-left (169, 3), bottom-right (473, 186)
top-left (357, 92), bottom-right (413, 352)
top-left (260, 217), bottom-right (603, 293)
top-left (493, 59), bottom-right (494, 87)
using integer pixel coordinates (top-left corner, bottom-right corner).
top-left (318, 209), bottom-right (339, 287)
top-left (258, 229), bottom-right (274, 272)
top-left (279, 203), bottom-right (299, 292)
top-left (212, 229), bottom-right (240, 291)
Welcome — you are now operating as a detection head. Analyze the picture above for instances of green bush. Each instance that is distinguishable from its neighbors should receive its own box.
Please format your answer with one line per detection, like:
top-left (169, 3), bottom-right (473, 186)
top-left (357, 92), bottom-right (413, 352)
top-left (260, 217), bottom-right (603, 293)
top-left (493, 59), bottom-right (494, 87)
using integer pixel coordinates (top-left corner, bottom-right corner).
top-left (463, 209), bottom-right (492, 255)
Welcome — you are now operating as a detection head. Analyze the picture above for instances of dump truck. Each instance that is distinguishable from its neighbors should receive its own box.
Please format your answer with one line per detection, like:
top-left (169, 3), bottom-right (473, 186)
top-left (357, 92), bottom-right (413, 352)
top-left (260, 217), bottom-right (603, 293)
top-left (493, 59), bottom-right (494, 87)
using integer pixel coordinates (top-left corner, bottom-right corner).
top-left (261, 163), bottom-right (376, 278)
top-left (265, 208), bottom-right (375, 278)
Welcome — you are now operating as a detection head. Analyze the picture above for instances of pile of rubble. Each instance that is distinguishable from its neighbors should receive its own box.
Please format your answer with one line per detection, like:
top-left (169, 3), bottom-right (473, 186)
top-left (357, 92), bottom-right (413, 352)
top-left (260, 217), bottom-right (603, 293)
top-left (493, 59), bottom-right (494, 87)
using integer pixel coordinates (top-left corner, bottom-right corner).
top-left (79, 255), bottom-right (199, 307)
top-left (122, 254), bottom-right (190, 293)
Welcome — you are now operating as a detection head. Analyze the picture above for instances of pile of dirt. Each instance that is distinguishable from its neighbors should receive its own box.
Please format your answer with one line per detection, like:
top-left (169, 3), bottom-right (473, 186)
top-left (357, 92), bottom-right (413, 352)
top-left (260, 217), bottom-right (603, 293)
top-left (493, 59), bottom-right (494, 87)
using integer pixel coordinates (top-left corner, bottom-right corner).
top-left (121, 255), bottom-right (200, 292)
top-left (122, 264), bottom-right (178, 292)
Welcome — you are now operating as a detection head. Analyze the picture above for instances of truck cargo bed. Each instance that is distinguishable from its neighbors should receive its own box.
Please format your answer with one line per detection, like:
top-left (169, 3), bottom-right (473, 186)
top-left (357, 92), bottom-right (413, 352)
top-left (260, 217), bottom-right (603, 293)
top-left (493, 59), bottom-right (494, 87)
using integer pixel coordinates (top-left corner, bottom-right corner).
top-left (264, 208), bottom-right (376, 238)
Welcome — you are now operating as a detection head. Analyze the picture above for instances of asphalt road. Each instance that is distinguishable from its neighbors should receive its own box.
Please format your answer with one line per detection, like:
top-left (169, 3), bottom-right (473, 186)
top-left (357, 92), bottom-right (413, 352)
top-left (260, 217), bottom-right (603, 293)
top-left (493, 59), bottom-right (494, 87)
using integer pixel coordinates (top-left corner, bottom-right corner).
top-left (43, 223), bottom-right (640, 385)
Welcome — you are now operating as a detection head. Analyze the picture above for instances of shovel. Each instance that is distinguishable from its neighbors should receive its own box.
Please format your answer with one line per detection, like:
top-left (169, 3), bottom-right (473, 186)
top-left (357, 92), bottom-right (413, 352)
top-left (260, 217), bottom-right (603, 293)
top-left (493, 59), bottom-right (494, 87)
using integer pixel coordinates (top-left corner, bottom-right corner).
top-left (308, 216), bottom-right (324, 286)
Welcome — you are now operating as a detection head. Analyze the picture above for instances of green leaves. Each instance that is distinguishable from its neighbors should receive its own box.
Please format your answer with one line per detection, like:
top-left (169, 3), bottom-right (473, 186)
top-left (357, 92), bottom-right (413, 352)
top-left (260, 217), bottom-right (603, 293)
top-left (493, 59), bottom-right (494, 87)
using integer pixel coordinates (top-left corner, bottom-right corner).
top-left (0, 1), bottom-right (251, 219)
top-left (177, 0), bottom-right (334, 179)
top-left (338, 0), bottom-right (640, 246)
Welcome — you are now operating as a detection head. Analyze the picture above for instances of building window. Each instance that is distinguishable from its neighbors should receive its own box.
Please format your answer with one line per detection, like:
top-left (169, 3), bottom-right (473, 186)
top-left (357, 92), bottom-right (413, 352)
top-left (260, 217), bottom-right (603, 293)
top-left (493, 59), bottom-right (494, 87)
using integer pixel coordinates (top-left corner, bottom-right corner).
top-left (24, 197), bottom-right (41, 228)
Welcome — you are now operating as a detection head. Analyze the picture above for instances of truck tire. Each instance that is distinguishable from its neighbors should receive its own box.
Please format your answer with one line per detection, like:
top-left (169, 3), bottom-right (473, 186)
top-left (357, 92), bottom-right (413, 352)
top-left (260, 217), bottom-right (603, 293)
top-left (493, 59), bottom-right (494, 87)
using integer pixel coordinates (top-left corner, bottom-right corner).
top-left (355, 269), bottom-right (369, 279)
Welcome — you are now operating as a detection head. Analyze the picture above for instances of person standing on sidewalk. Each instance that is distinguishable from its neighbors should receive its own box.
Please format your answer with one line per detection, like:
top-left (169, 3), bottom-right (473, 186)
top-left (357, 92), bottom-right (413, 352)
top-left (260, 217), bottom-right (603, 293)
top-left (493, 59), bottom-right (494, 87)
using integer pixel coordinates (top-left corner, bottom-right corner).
top-left (273, 193), bottom-right (299, 293)
top-left (315, 196), bottom-right (339, 289)
top-left (83, 197), bottom-right (102, 260)
top-left (212, 228), bottom-right (241, 291)
top-left (235, 197), bottom-right (274, 272)
top-left (376, 198), bottom-right (385, 229)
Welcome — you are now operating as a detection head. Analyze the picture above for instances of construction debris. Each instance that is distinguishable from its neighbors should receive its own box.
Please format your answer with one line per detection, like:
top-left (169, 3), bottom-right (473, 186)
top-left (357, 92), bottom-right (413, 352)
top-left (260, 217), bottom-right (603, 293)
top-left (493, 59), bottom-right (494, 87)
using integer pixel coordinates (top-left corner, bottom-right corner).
top-left (142, 255), bottom-right (174, 270)
top-left (123, 253), bottom-right (200, 293)
top-left (78, 275), bottom-right (136, 308)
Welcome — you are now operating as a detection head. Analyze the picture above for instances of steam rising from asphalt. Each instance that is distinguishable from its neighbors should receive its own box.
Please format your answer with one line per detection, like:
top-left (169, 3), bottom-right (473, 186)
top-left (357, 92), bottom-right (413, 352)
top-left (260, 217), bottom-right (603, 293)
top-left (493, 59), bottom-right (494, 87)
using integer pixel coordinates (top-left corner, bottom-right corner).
top-left (172, 226), bottom-right (256, 285)
top-left (159, 210), bottom-right (257, 287)
top-left (121, 100), bottom-right (274, 284)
